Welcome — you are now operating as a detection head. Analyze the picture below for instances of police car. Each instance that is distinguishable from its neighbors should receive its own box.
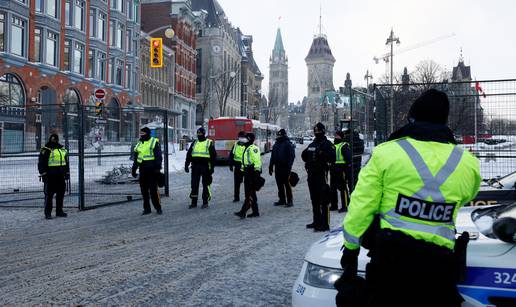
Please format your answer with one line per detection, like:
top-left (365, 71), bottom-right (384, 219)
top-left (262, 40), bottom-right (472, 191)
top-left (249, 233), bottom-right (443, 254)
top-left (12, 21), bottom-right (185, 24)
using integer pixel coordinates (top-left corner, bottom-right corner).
top-left (292, 205), bottom-right (516, 307)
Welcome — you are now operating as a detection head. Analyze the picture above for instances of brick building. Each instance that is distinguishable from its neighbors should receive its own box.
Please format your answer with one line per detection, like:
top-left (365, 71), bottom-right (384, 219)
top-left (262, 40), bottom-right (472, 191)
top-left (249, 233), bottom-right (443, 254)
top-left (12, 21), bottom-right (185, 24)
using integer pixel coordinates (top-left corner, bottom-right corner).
top-left (141, 0), bottom-right (204, 138)
top-left (0, 0), bottom-right (141, 153)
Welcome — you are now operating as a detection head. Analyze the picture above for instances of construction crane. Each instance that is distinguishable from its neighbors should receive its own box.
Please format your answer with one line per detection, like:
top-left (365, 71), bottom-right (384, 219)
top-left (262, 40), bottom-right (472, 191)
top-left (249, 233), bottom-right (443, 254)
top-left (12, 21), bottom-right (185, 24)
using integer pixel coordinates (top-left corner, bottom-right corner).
top-left (373, 33), bottom-right (456, 64)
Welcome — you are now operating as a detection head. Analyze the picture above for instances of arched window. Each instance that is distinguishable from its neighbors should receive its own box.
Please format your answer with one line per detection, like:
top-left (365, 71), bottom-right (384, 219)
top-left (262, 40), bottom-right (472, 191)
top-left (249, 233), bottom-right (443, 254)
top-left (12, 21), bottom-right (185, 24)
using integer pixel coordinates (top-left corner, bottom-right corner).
top-left (0, 73), bottom-right (25, 106)
top-left (106, 98), bottom-right (120, 141)
top-left (38, 86), bottom-right (58, 139)
top-left (63, 88), bottom-right (81, 140)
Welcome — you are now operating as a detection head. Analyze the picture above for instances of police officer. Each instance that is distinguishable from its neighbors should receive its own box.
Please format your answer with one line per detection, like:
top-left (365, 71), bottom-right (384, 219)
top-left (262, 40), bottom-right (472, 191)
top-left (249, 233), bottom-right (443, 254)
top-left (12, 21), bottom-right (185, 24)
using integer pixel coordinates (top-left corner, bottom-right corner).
top-left (185, 127), bottom-right (217, 209)
top-left (269, 129), bottom-right (295, 207)
top-left (337, 89), bottom-right (481, 307)
top-left (301, 122), bottom-right (336, 232)
top-left (234, 132), bottom-right (262, 218)
top-left (38, 134), bottom-right (69, 219)
top-left (330, 130), bottom-right (352, 213)
top-left (132, 127), bottom-right (163, 215)
top-left (228, 131), bottom-right (246, 202)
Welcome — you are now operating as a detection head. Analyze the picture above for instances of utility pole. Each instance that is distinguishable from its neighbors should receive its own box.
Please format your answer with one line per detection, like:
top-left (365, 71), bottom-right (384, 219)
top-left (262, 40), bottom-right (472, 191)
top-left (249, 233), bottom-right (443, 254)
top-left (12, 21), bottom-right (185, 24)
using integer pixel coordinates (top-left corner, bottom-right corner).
top-left (364, 70), bottom-right (373, 144)
top-left (385, 28), bottom-right (400, 133)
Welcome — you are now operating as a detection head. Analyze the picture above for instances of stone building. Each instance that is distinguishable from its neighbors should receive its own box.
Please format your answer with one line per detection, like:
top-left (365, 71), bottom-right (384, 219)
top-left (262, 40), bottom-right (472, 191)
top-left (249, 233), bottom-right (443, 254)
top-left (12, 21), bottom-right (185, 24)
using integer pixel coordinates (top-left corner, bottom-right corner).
top-left (239, 32), bottom-right (263, 120)
top-left (0, 0), bottom-right (141, 153)
top-left (304, 31), bottom-right (336, 131)
top-left (288, 101), bottom-right (306, 136)
top-left (192, 0), bottom-right (242, 122)
top-left (268, 28), bottom-right (288, 128)
top-left (142, 0), bottom-right (204, 138)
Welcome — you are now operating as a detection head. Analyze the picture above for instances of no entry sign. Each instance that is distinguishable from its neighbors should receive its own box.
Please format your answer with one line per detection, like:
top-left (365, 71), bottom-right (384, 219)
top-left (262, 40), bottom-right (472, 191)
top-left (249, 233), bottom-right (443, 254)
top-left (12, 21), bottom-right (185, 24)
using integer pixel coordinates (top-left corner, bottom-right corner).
top-left (94, 88), bottom-right (106, 100)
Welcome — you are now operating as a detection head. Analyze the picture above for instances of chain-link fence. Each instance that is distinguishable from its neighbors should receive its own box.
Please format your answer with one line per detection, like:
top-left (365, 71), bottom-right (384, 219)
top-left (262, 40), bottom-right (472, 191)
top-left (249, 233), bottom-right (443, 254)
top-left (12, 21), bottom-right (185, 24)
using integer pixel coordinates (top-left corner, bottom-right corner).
top-left (373, 79), bottom-right (516, 179)
top-left (0, 103), bottom-right (173, 209)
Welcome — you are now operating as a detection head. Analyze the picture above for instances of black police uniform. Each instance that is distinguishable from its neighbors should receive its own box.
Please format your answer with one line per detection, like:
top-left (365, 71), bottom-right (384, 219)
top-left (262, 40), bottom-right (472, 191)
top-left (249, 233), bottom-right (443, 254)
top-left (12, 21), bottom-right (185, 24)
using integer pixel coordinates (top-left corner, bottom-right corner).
top-left (185, 134), bottom-right (217, 208)
top-left (301, 129), bottom-right (336, 231)
top-left (132, 132), bottom-right (163, 214)
top-left (269, 135), bottom-right (295, 206)
top-left (38, 135), bottom-right (70, 219)
top-left (330, 140), bottom-right (352, 212)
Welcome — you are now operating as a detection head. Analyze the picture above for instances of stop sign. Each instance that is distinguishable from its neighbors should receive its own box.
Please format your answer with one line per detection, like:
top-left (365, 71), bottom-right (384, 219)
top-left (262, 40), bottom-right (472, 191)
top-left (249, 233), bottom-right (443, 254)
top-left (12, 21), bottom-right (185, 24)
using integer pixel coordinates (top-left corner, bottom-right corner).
top-left (94, 88), bottom-right (106, 100)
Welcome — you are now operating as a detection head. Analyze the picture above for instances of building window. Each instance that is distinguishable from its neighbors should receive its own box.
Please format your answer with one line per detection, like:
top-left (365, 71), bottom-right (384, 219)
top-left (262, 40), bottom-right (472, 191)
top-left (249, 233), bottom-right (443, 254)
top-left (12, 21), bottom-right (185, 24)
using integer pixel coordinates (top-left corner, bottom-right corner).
top-left (73, 42), bottom-right (84, 74)
top-left (46, 0), bottom-right (58, 19)
top-left (45, 31), bottom-right (58, 66)
top-left (35, 0), bottom-right (43, 13)
top-left (97, 12), bottom-right (106, 41)
top-left (89, 8), bottom-right (95, 37)
top-left (0, 73), bottom-right (25, 106)
top-left (74, 0), bottom-right (84, 31)
top-left (115, 59), bottom-right (123, 85)
top-left (126, 0), bottom-right (133, 20)
top-left (88, 49), bottom-right (95, 78)
top-left (65, 0), bottom-right (72, 26)
top-left (14, 0), bottom-right (28, 4)
top-left (109, 20), bottom-right (115, 47)
top-left (64, 40), bottom-right (71, 70)
top-left (111, 0), bottom-right (123, 12)
top-left (0, 13), bottom-right (4, 52)
top-left (116, 23), bottom-right (124, 49)
top-left (125, 64), bottom-right (131, 89)
top-left (33, 28), bottom-right (42, 62)
top-left (182, 110), bottom-right (188, 129)
top-left (10, 16), bottom-right (26, 57)
top-left (126, 29), bottom-right (131, 53)
top-left (97, 52), bottom-right (106, 81)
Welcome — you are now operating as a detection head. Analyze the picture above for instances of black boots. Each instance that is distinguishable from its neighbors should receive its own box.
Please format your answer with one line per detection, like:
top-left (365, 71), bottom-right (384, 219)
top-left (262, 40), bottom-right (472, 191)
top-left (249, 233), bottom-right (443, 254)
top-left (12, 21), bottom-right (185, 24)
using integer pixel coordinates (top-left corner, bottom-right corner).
top-left (56, 212), bottom-right (67, 217)
top-left (234, 211), bottom-right (246, 219)
top-left (201, 202), bottom-right (209, 209)
top-left (247, 212), bottom-right (260, 218)
top-left (273, 201), bottom-right (286, 206)
top-left (306, 223), bottom-right (316, 229)
top-left (285, 202), bottom-right (294, 208)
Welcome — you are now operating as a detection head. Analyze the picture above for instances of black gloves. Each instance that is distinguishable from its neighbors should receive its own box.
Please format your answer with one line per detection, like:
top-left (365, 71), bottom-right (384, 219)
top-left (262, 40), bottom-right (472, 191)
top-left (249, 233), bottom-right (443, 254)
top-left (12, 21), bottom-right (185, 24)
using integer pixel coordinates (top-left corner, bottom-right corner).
top-left (268, 166), bottom-right (273, 176)
top-left (340, 248), bottom-right (359, 280)
top-left (184, 164), bottom-right (190, 173)
top-left (229, 165), bottom-right (234, 172)
top-left (131, 168), bottom-right (137, 178)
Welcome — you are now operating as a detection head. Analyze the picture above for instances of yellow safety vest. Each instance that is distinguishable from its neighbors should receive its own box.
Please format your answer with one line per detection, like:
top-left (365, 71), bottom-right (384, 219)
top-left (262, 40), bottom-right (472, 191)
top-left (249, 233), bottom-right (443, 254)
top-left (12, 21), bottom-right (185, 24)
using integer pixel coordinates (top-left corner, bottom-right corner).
top-left (342, 137), bottom-right (481, 251)
top-left (191, 139), bottom-right (212, 158)
top-left (241, 144), bottom-right (262, 171)
top-left (134, 137), bottom-right (158, 163)
top-left (46, 147), bottom-right (67, 167)
top-left (232, 143), bottom-right (246, 163)
top-left (335, 142), bottom-right (348, 164)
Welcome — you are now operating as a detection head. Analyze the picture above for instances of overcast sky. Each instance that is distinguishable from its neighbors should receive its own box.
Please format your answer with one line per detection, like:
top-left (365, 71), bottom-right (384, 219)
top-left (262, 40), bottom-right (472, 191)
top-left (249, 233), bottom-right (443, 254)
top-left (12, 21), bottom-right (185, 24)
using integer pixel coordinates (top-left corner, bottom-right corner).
top-left (219, 0), bottom-right (516, 103)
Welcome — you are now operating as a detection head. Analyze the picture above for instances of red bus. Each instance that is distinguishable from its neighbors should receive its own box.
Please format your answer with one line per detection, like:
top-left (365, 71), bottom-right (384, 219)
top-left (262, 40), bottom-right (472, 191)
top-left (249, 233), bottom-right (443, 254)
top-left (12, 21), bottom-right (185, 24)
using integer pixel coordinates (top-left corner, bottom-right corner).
top-left (208, 117), bottom-right (281, 161)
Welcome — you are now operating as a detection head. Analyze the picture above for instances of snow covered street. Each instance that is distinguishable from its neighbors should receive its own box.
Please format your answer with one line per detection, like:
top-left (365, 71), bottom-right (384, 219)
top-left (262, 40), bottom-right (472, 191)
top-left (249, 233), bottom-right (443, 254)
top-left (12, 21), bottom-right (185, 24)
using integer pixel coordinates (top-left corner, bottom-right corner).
top-left (0, 146), bottom-right (346, 306)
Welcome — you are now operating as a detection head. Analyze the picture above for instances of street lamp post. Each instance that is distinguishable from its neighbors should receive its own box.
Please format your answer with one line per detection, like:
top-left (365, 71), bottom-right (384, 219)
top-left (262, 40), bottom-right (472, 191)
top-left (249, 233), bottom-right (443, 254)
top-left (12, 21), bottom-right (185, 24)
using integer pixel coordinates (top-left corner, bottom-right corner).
top-left (385, 28), bottom-right (400, 133)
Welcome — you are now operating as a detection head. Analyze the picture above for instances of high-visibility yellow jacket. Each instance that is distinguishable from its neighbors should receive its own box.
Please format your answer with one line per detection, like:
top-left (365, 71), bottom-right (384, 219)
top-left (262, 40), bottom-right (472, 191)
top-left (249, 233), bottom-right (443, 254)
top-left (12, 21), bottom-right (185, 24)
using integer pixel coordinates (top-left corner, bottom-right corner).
top-left (191, 139), bottom-right (212, 158)
top-left (241, 144), bottom-right (262, 171)
top-left (134, 137), bottom-right (158, 163)
top-left (231, 143), bottom-right (246, 163)
top-left (342, 137), bottom-right (481, 251)
top-left (335, 142), bottom-right (349, 165)
top-left (46, 148), bottom-right (68, 167)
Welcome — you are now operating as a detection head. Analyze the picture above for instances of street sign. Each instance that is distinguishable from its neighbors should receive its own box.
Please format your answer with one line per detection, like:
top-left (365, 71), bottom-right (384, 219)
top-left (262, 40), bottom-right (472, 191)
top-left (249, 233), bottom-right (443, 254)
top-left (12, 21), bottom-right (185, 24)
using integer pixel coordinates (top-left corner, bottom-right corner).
top-left (94, 88), bottom-right (106, 100)
top-left (95, 119), bottom-right (107, 124)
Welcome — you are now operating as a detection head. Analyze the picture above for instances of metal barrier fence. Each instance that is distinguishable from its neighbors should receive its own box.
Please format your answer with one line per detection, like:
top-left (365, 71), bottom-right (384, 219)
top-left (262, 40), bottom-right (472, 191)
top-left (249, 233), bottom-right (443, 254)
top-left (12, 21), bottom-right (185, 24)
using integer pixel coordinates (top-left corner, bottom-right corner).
top-left (0, 103), bottom-right (172, 209)
top-left (373, 79), bottom-right (516, 179)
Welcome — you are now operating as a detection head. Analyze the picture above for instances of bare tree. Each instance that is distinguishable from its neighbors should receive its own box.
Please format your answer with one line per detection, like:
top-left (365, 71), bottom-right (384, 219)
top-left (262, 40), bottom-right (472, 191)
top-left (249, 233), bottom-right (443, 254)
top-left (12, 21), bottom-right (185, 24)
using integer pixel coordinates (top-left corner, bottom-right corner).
top-left (264, 86), bottom-right (281, 124)
top-left (411, 59), bottom-right (447, 90)
top-left (212, 64), bottom-right (241, 117)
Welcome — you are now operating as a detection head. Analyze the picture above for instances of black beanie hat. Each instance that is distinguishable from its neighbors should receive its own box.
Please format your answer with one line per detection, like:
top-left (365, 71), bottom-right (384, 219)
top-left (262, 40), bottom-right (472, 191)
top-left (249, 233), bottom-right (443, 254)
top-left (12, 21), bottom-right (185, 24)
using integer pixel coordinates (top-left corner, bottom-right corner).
top-left (246, 132), bottom-right (255, 143)
top-left (408, 89), bottom-right (450, 125)
top-left (335, 130), bottom-right (345, 139)
top-left (238, 131), bottom-right (246, 137)
top-left (49, 133), bottom-right (59, 142)
top-left (314, 122), bottom-right (326, 134)
top-left (140, 127), bottom-right (151, 135)
top-left (197, 127), bottom-right (206, 135)
top-left (276, 129), bottom-right (287, 137)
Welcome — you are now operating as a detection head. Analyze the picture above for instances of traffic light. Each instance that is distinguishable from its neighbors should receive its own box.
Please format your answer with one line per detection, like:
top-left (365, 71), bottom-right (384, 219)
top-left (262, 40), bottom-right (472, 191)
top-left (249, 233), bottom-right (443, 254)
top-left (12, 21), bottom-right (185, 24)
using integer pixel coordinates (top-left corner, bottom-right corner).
top-left (150, 38), bottom-right (163, 68)
top-left (95, 100), bottom-right (104, 116)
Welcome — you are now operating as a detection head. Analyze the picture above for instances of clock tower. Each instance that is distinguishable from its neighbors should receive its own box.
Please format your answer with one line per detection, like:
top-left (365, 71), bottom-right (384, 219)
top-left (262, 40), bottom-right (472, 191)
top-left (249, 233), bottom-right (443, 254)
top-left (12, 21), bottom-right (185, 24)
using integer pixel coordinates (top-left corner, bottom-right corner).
top-left (268, 28), bottom-right (289, 128)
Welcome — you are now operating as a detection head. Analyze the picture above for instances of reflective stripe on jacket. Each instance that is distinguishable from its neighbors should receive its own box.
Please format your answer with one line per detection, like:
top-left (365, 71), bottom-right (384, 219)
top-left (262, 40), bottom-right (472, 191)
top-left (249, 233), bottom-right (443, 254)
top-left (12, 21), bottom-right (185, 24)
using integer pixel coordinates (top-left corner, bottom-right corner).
top-left (134, 137), bottom-right (158, 163)
top-left (342, 137), bottom-right (481, 251)
top-left (191, 139), bottom-right (212, 158)
top-left (241, 144), bottom-right (262, 171)
top-left (47, 148), bottom-right (68, 167)
top-left (232, 143), bottom-right (246, 162)
top-left (335, 142), bottom-right (348, 164)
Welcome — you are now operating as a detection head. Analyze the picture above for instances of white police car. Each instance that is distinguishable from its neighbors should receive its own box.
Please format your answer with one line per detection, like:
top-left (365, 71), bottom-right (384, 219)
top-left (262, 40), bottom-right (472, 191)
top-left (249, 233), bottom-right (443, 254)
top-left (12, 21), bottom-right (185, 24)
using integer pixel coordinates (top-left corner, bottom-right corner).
top-left (292, 205), bottom-right (516, 307)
